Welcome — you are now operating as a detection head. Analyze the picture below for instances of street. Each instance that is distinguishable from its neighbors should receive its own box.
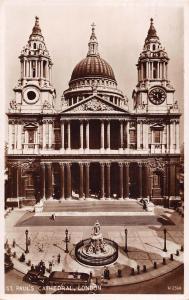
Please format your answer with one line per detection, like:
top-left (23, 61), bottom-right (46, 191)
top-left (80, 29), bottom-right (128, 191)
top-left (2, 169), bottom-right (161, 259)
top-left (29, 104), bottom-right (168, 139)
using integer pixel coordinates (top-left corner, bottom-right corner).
top-left (5, 264), bottom-right (183, 294)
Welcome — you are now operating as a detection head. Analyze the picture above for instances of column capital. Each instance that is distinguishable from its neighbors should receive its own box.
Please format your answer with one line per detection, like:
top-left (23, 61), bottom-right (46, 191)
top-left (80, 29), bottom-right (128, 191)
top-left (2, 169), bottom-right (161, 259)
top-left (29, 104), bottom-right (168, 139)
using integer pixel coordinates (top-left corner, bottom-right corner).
top-left (100, 162), bottom-right (105, 167)
top-left (124, 161), bottom-right (130, 166)
top-left (84, 162), bottom-right (90, 167)
top-left (137, 162), bottom-right (143, 167)
top-left (105, 162), bottom-right (111, 168)
top-left (118, 162), bottom-right (123, 168)
top-left (143, 161), bottom-right (149, 167)
top-left (65, 162), bottom-right (72, 167)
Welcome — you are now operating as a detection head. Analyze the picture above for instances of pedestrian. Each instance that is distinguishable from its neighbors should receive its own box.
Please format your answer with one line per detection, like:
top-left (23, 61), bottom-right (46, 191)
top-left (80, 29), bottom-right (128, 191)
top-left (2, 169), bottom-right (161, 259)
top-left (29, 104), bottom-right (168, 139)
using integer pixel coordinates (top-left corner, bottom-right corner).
top-left (12, 239), bottom-right (16, 248)
top-left (49, 261), bottom-right (52, 273)
top-left (143, 200), bottom-right (147, 211)
top-left (31, 264), bottom-right (35, 271)
top-left (57, 253), bottom-right (61, 264)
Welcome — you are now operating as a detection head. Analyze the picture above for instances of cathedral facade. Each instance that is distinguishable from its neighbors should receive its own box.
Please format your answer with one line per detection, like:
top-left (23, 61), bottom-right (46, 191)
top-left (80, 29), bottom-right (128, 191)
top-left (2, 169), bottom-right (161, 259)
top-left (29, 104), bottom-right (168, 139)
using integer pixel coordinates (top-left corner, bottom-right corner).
top-left (6, 17), bottom-right (181, 207)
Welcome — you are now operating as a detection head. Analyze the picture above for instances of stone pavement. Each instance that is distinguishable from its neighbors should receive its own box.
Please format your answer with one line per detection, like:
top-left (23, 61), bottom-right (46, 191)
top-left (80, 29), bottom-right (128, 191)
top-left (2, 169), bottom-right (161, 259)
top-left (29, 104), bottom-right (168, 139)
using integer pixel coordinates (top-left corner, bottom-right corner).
top-left (4, 206), bottom-right (184, 287)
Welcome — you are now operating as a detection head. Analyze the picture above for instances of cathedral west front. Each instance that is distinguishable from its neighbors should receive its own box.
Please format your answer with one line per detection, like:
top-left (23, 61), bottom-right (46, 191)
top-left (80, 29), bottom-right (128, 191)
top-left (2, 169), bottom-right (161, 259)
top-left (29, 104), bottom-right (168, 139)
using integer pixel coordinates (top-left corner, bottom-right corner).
top-left (6, 17), bottom-right (181, 208)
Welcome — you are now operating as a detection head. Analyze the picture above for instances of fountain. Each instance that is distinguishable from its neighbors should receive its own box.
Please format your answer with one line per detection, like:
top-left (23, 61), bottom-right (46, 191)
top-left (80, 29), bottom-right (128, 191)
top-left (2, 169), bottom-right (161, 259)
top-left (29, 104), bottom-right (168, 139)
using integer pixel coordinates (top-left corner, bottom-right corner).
top-left (75, 221), bottom-right (118, 266)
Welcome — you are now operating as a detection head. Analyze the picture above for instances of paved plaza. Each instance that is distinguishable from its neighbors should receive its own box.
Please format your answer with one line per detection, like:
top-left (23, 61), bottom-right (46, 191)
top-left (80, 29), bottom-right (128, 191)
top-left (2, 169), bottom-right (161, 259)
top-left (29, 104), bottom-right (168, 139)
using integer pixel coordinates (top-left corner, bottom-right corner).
top-left (5, 204), bottom-right (184, 288)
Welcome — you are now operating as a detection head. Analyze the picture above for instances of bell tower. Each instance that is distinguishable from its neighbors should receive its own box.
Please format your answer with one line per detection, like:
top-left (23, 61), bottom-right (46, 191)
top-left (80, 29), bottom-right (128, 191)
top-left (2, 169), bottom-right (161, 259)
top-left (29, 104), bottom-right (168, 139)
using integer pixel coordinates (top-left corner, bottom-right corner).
top-left (10, 16), bottom-right (56, 113)
top-left (133, 18), bottom-right (179, 114)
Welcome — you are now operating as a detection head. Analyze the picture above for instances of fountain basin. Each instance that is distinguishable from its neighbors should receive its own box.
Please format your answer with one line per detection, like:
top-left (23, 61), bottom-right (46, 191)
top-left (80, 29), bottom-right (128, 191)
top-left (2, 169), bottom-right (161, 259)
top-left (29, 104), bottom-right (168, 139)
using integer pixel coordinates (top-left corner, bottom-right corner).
top-left (75, 238), bottom-right (118, 266)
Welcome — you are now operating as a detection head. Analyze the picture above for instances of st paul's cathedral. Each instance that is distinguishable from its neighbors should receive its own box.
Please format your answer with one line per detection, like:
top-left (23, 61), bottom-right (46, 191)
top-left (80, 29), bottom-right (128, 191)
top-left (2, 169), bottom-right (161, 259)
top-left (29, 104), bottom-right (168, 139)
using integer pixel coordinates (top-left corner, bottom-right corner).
top-left (6, 17), bottom-right (181, 208)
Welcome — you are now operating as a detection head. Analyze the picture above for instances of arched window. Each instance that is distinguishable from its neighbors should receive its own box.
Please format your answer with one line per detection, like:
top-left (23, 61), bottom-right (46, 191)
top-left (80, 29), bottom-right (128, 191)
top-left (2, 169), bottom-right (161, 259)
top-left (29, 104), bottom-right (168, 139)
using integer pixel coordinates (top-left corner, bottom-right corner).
top-left (33, 43), bottom-right (36, 49)
top-left (152, 44), bottom-right (156, 51)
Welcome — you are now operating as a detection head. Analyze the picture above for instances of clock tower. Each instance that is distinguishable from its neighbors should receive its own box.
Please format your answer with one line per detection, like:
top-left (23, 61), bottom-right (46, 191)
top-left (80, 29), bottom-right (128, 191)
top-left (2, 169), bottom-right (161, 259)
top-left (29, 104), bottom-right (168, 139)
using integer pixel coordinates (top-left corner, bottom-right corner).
top-left (10, 16), bottom-right (56, 114)
top-left (133, 18), bottom-right (179, 114)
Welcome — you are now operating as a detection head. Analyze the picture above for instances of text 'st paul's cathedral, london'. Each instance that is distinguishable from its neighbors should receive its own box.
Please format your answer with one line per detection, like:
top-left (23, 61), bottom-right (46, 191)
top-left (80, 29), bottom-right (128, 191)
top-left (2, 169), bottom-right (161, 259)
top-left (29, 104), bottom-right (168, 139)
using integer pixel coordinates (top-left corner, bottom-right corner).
top-left (6, 17), bottom-right (181, 210)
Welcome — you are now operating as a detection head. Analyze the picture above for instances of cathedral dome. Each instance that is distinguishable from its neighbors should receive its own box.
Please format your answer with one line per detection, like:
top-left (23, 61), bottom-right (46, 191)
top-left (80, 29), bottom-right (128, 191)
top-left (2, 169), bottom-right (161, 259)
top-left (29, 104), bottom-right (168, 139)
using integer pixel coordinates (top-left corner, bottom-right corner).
top-left (64, 24), bottom-right (125, 109)
top-left (70, 56), bottom-right (116, 82)
top-left (69, 24), bottom-right (116, 85)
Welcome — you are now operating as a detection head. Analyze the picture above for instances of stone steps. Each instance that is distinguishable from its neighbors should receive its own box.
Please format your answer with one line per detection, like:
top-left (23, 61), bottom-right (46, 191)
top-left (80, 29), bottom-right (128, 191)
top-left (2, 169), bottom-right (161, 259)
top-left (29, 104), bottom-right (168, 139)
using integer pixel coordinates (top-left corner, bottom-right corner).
top-left (43, 199), bottom-right (145, 212)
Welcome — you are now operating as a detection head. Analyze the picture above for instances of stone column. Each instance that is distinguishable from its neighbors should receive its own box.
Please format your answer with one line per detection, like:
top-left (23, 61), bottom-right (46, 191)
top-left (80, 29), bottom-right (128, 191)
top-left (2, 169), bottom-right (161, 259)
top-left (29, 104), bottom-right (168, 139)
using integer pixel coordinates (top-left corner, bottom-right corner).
top-left (118, 163), bottom-right (123, 200)
top-left (61, 121), bottom-right (64, 149)
top-left (80, 121), bottom-right (84, 149)
top-left (100, 120), bottom-right (105, 150)
top-left (67, 121), bottom-right (71, 150)
top-left (126, 121), bottom-right (130, 148)
top-left (137, 121), bottom-right (140, 149)
top-left (40, 163), bottom-right (46, 200)
top-left (48, 121), bottom-right (53, 149)
top-left (170, 121), bottom-right (174, 151)
top-left (8, 122), bottom-right (13, 150)
top-left (85, 163), bottom-right (90, 200)
top-left (157, 62), bottom-right (159, 79)
top-left (143, 122), bottom-right (148, 149)
top-left (86, 121), bottom-right (89, 150)
top-left (120, 120), bottom-right (123, 149)
top-left (106, 163), bottom-right (111, 200)
top-left (42, 120), bottom-right (46, 149)
top-left (166, 123), bottom-right (170, 152)
top-left (79, 163), bottom-right (84, 200)
top-left (59, 162), bottom-right (65, 201)
top-left (14, 165), bottom-right (21, 198)
top-left (138, 163), bottom-right (143, 198)
top-left (14, 123), bottom-right (18, 149)
top-left (100, 163), bottom-right (105, 200)
top-left (107, 120), bottom-right (110, 150)
top-left (124, 162), bottom-right (130, 199)
top-left (143, 163), bottom-right (149, 197)
top-left (66, 162), bottom-right (71, 200)
top-left (46, 163), bottom-right (53, 200)
top-left (176, 121), bottom-right (180, 152)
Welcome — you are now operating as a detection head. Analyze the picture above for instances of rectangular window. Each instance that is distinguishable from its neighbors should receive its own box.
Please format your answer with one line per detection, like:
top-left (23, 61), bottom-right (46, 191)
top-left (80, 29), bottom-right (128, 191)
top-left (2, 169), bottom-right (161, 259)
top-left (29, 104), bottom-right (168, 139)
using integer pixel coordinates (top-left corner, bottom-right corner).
top-left (28, 130), bottom-right (35, 143)
top-left (154, 130), bottom-right (161, 143)
top-left (130, 130), bottom-right (136, 144)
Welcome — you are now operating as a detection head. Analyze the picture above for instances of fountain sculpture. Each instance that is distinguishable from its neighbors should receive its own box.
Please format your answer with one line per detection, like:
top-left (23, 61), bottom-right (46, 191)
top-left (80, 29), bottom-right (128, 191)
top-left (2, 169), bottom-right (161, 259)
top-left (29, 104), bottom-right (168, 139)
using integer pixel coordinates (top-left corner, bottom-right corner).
top-left (75, 221), bottom-right (118, 266)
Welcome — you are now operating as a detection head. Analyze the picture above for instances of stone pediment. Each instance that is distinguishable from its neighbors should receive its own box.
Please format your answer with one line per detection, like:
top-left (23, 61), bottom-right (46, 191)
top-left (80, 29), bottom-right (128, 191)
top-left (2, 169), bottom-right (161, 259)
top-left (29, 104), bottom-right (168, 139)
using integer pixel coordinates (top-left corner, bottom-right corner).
top-left (150, 123), bottom-right (164, 129)
top-left (62, 95), bottom-right (128, 114)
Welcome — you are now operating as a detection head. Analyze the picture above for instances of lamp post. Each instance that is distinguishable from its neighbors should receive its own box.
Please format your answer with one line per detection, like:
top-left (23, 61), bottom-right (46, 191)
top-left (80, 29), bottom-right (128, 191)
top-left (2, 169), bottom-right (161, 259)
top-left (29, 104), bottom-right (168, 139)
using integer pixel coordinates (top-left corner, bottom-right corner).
top-left (163, 228), bottom-right (167, 252)
top-left (25, 229), bottom-right (29, 254)
top-left (65, 228), bottom-right (69, 253)
top-left (125, 228), bottom-right (128, 253)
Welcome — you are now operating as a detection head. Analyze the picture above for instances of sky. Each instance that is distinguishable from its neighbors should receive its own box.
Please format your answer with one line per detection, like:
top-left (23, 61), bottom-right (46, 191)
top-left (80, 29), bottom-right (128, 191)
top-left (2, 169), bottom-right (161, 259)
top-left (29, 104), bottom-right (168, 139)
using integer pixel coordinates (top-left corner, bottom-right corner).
top-left (3, 0), bottom-right (184, 143)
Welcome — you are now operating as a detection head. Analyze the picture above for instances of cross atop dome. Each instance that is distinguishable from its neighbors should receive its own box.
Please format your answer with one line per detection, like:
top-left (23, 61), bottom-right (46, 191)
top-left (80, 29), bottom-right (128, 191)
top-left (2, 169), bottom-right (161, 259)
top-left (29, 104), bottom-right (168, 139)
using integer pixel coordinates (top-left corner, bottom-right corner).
top-left (88, 22), bottom-right (99, 56)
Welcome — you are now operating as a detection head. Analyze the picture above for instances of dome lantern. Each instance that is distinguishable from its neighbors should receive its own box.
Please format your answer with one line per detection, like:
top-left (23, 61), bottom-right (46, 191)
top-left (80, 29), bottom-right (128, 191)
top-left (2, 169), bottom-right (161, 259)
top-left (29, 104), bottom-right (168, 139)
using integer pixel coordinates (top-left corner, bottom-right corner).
top-left (87, 22), bottom-right (99, 57)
